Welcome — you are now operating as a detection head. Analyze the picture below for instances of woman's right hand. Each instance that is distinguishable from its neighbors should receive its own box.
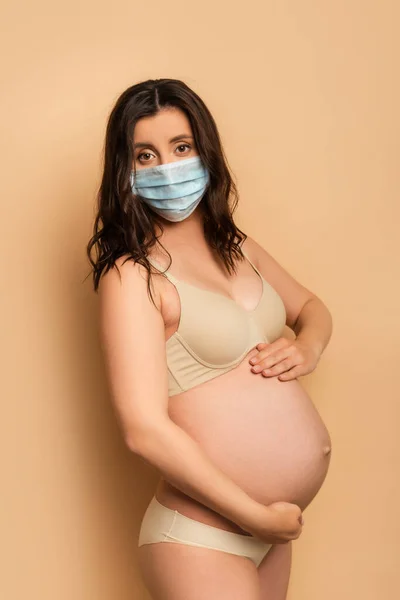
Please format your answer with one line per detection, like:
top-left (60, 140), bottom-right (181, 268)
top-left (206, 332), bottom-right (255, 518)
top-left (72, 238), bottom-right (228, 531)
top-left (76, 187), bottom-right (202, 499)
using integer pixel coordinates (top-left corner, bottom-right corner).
top-left (245, 501), bottom-right (304, 544)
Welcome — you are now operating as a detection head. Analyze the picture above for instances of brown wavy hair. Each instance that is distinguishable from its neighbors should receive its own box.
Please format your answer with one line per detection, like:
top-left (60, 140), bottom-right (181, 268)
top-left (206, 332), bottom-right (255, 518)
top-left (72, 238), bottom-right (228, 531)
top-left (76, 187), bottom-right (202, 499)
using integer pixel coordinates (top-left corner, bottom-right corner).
top-left (85, 78), bottom-right (247, 306)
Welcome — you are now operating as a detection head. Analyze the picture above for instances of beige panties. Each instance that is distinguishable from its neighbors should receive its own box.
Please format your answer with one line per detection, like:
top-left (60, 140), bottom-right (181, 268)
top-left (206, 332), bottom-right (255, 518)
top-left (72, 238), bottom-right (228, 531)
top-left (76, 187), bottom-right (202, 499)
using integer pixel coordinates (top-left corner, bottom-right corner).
top-left (138, 495), bottom-right (272, 568)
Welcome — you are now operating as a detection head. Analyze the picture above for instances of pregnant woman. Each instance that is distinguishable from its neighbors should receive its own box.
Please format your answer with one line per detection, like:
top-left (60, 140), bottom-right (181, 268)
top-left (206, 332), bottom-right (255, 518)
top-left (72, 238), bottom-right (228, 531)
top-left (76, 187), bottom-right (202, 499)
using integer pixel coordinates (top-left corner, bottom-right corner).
top-left (87, 78), bottom-right (333, 599)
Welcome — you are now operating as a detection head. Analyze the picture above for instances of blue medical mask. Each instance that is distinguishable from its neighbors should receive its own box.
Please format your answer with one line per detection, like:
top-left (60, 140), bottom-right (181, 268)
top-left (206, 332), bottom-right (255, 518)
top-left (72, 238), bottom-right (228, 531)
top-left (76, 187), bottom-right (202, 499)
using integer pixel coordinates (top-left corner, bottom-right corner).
top-left (130, 155), bottom-right (210, 222)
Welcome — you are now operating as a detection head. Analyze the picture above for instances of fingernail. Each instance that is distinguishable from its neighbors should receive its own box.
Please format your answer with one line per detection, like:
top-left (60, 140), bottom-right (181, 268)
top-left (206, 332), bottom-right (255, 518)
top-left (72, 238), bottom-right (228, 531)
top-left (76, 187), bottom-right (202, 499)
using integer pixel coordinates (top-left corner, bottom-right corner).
top-left (252, 365), bottom-right (261, 372)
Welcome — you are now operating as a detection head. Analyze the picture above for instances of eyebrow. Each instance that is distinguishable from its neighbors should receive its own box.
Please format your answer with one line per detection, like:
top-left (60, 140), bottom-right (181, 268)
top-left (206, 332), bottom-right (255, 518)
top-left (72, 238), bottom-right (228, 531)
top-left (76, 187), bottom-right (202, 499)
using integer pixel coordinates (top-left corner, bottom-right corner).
top-left (133, 134), bottom-right (194, 150)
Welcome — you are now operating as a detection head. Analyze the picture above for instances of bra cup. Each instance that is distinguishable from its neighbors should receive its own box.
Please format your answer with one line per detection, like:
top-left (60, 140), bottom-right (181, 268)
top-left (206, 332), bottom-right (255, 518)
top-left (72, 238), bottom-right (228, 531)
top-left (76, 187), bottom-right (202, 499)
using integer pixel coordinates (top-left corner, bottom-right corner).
top-left (148, 255), bottom-right (286, 362)
top-left (171, 280), bottom-right (287, 367)
top-left (177, 286), bottom-right (256, 365)
top-left (148, 253), bottom-right (288, 395)
top-left (254, 284), bottom-right (287, 343)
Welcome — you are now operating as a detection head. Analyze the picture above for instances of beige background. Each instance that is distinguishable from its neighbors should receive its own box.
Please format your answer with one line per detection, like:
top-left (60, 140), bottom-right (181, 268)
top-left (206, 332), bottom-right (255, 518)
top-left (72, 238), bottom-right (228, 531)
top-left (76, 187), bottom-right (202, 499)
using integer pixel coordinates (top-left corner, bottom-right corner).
top-left (2, 1), bottom-right (399, 599)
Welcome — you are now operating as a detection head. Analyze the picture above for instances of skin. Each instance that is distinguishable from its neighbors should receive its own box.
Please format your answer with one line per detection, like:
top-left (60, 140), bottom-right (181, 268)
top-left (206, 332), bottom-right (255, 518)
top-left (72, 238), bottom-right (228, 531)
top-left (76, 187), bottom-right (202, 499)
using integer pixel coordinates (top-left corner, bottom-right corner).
top-left (130, 107), bottom-right (333, 599)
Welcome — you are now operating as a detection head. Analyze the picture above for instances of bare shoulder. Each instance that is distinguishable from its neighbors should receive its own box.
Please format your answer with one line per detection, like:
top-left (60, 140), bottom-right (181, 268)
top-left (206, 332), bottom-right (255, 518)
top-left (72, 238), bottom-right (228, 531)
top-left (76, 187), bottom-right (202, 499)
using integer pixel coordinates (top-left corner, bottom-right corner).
top-left (241, 235), bottom-right (283, 272)
top-left (98, 254), bottom-right (162, 311)
top-left (240, 236), bottom-right (260, 263)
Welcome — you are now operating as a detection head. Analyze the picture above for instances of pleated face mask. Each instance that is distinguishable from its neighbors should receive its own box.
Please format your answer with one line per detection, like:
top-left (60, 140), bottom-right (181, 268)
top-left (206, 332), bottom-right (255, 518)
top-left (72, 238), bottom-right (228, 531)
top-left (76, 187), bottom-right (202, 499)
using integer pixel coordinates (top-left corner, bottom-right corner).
top-left (130, 155), bottom-right (210, 222)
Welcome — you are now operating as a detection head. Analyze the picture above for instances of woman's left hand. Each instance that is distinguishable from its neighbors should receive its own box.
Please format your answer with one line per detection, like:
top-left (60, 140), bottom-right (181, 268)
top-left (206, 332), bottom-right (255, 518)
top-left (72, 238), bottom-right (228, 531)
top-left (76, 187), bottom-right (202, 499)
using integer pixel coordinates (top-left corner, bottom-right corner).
top-left (249, 338), bottom-right (322, 381)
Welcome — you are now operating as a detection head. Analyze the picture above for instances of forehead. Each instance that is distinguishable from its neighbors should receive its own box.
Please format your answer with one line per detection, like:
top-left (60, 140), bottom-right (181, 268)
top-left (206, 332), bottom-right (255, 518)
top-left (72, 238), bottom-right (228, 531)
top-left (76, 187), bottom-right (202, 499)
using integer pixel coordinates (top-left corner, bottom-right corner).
top-left (133, 107), bottom-right (193, 143)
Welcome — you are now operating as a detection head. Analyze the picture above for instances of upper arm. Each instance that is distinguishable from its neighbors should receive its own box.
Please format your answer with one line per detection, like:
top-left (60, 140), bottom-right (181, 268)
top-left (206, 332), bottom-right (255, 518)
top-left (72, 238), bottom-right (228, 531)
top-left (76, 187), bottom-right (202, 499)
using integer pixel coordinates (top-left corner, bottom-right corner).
top-left (242, 236), bottom-right (317, 330)
top-left (98, 256), bottom-right (169, 451)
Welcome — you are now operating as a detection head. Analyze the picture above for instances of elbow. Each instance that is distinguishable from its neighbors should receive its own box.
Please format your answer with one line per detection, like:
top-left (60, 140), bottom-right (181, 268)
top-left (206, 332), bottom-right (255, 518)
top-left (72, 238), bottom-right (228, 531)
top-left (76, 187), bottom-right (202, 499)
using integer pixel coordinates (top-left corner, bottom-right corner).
top-left (124, 431), bottom-right (145, 455)
top-left (124, 428), bottom-right (150, 456)
top-left (123, 419), bottom-right (169, 456)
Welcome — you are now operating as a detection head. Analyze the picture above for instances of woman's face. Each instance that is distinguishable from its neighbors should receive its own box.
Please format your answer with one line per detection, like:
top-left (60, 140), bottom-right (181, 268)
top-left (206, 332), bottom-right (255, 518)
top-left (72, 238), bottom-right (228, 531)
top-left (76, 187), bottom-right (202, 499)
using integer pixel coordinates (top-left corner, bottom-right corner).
top-left (132, 107), bottom-right (199, 171)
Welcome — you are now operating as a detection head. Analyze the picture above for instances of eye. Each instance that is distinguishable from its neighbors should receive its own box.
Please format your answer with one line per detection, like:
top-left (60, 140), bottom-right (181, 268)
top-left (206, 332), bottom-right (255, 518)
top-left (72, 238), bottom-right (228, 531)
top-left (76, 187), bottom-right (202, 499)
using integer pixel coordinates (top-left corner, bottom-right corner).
top-left (176, 143), bottom-right (191, 154)
top-left (137, 151), bottom-right (155, 163)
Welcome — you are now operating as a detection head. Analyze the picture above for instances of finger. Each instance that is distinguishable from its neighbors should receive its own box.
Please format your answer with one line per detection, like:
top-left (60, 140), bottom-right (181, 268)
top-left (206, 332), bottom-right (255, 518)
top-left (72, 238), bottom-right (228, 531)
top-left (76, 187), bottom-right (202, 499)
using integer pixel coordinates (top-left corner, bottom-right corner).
top-left (262, 348), bottom-right (295, 369)
top-left (260, 358), bottom-right (295, 377)
top-left (251, 347), bottom-right (293, 371)
top-left (251, 354), bottom-right (290, 373)
top-left (255, 342), bottom-right (269, 350)
top-left (253, 337), bottom-right (290, 357)
top-left (277, 365), bottom-right (305, 381)
top-left (252, 350), bottom-right (294, 373)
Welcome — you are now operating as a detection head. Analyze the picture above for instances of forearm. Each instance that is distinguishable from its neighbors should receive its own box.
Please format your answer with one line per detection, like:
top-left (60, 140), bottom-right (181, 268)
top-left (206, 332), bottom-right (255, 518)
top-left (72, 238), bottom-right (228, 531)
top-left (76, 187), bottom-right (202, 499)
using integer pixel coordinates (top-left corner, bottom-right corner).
top-left (131, 418), bottom-right (264, 533)
top-left (292, 296), bottom-right (333, 356)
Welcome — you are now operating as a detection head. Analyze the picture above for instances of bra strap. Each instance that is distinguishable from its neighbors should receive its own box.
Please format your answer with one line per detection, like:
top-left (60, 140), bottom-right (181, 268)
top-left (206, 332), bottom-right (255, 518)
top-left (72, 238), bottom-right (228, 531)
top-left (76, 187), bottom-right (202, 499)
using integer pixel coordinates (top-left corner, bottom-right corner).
top-left (241, 247), bottom-right (262, 278)
top-left (147, 256), bottom-right (180, 286)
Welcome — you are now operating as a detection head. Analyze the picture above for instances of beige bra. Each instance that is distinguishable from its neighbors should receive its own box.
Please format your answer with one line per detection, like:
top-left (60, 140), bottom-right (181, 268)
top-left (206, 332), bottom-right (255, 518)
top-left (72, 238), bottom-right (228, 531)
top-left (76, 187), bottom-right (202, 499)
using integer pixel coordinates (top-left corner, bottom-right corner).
top-left (148, 249), bottom-right (287, 396)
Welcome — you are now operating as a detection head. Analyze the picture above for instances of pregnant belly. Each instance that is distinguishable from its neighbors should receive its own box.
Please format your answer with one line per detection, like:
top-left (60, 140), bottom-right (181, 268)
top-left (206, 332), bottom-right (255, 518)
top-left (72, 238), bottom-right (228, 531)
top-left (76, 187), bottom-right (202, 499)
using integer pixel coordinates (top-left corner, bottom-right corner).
top-left (155, 349), bottom-right (332, 534)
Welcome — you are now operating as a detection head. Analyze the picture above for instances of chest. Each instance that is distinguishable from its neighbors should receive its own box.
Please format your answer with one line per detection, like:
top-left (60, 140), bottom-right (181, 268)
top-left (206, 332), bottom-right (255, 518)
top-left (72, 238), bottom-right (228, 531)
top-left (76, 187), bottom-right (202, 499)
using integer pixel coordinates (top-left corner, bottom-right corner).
top-left (163, 278), bottom-right (287, 365)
